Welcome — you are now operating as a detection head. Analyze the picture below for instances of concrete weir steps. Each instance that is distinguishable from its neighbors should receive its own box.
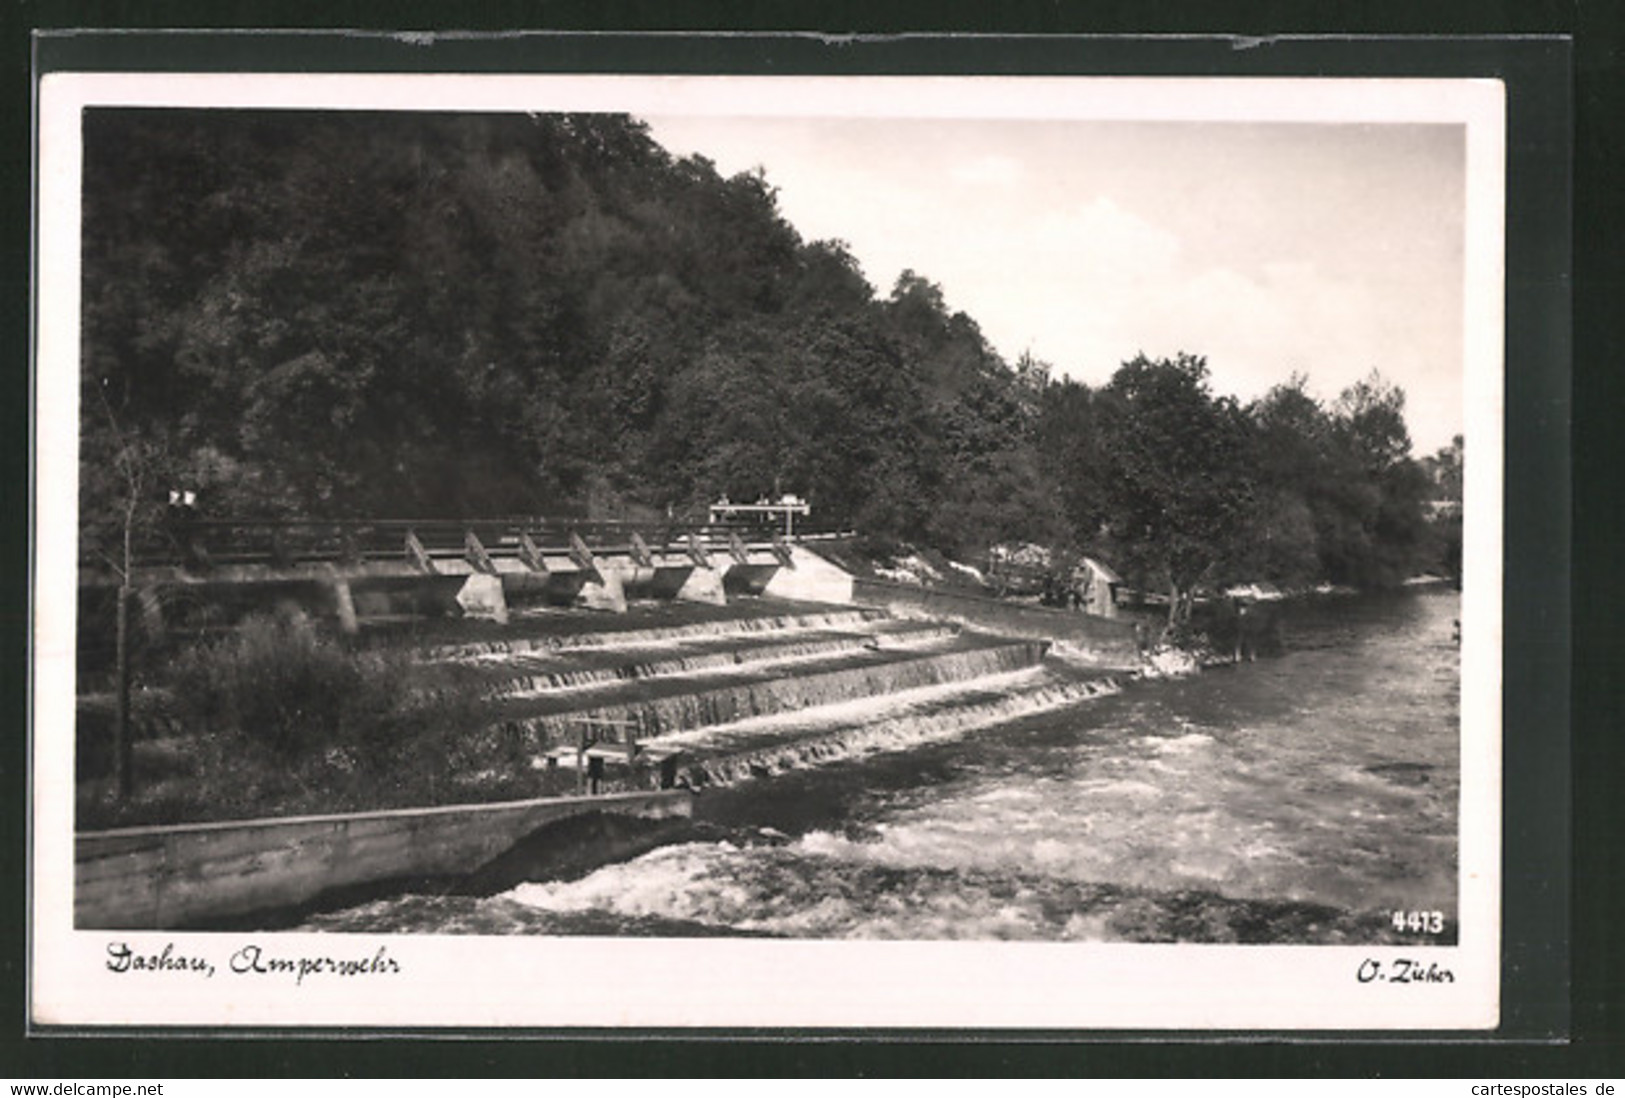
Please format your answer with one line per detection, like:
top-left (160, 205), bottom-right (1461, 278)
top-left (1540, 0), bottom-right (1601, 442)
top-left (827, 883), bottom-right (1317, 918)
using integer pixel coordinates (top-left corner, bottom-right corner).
top-left (76, 601), bottom-right (1071, 929)
top-left (429, 618), bottom-right (962, 700)
top-left (76, 558), bottom-right (1140, 929)
top-left (674, 670), bottom-right (1124, 788)
top-left (479, 632), bottom-right (1052, 746)
top-left (423, 603), bottom-right (892, 659)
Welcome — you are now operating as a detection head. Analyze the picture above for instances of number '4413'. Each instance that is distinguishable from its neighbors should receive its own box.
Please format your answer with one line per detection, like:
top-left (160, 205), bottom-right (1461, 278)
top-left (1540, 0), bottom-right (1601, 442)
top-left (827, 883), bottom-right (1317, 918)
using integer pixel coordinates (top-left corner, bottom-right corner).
top-left (1391, 910), bottom-right (1445, 934)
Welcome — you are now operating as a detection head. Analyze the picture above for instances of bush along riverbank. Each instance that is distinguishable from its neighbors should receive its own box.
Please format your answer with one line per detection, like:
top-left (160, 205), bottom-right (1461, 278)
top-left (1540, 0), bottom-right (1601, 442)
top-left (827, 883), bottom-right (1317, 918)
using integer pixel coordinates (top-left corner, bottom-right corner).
top-left (75, 614), bottom-right (595, 831)
top-left (1134, 575), bottom-right (1454, 674)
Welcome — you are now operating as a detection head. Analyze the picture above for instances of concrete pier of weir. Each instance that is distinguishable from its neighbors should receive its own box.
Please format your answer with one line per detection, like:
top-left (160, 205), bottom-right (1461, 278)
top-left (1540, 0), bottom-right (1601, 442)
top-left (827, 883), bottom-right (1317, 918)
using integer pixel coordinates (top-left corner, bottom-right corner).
top-left (77, 526), bottom-right (850, 652)
top-left (78, 531), bottom-right (1138, 675)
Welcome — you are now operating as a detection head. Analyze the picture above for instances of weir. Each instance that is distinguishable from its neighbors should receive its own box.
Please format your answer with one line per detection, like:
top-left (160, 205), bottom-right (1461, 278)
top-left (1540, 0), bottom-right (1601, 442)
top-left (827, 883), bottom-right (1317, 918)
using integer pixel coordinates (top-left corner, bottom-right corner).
top-left (677, 674), bottom-right (1123, 788)
top-left (77, 549), bottom-right (1144, 929)
top-left (485, 637), bottom-right (1052, 747)
top-left (437, 621), bottom-right (961, 701)
top-left (432, 605), bottom-right (891, 659)
top-left (76, 520), bottom-right (829, 656)
top-left (852, 577), bottom-right (1142, 668)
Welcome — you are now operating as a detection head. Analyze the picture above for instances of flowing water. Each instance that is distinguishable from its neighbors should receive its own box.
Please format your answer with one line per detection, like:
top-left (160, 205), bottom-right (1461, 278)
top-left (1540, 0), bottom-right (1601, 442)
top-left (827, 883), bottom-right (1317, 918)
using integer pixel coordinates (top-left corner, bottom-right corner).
top-left (304, 589), bottom-right (1459, 944)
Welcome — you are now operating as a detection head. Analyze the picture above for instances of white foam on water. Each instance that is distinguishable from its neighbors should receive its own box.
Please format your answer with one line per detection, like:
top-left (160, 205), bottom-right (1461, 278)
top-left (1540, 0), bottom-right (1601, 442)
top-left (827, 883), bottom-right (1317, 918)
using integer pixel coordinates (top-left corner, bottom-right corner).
top-left (488, 632), bottom-right (958, 700)
top-left (434, 608), bottom-right (892, 660)
top-left (1138, 731), bottom-right (1215, 754)
top-left (490, 640), bottom-right (1062, 748)
top-left (504, 838), bottom-right (1113, 940)
top-left (1074, 777), bottom-right (1164, 799)
top-left (652, 667), bottom-right (1052, 749)
top-left (681, 675), bottom-right (1123, 781)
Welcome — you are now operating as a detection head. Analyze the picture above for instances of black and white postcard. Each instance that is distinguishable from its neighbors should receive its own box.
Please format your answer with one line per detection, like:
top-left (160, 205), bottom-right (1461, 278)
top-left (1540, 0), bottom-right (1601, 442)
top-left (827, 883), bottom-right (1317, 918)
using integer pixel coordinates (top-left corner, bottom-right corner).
top-left (32, 61), bottom-right (1507, 1031)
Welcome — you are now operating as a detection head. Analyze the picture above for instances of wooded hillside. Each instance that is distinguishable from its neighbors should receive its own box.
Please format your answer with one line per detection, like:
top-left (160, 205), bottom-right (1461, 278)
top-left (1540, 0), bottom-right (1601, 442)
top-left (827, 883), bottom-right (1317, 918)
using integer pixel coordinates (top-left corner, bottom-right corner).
top-left (80, 109), bottom-right (1458, 600)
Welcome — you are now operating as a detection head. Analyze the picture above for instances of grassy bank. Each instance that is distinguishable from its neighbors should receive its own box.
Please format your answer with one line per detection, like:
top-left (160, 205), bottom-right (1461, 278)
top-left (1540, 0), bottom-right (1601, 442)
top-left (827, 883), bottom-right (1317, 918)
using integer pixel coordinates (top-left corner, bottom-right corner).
top-left (75, 615), bottom-right (626, 832)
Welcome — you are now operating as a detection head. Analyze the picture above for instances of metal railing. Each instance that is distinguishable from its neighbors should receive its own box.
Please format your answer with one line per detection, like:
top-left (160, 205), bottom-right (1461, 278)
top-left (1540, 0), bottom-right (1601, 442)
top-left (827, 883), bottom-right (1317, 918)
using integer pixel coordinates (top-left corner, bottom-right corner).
top-left (84, 516), bottom-right (827, 573)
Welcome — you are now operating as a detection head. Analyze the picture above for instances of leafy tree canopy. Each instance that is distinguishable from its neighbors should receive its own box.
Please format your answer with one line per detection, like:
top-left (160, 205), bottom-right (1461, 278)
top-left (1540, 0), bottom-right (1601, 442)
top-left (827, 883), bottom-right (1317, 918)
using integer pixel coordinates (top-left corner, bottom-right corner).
top-left (81, 109), bottom-right (1446, 599)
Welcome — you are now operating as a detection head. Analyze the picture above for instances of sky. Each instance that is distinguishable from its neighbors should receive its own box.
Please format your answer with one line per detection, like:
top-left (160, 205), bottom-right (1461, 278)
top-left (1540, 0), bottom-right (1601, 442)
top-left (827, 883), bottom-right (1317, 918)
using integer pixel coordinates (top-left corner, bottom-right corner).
top-left (643, 116), bottom-right (1467, 457)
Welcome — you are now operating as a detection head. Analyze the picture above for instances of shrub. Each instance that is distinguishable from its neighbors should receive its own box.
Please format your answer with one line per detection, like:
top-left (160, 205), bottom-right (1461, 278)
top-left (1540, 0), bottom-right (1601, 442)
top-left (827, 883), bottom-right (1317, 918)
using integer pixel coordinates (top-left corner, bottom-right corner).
top-left (85, 614), bottom-right (547, 826)
top-left (169, 614), bottom-right (419, 759)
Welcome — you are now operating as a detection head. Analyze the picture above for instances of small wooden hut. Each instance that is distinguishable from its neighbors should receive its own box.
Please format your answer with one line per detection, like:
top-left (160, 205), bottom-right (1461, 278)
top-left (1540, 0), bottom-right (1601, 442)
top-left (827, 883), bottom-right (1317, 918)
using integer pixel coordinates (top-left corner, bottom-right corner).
top-left (1071, 556), bottom-right (1122, 619)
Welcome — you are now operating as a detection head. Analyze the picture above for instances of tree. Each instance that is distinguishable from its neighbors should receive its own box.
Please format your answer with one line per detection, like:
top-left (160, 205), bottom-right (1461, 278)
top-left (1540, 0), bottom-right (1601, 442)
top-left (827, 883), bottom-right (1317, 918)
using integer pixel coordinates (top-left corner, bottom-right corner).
top-left (1242, 375), bottom-right (1334, 586)
top-left (1035, 378), bottom-right (1111, 552)
top-left (928, 444), bottom-right (1066, 560)
top-left (1320, 372), bottom-right (1431, 587)
top-left (1094, 354), bottom-right (1255, 630)
top-left (1334, 370), bottom-right (1413, 475)
top-left (1418, 435), bottom-right (1464, 580)
top-left (81, 380), bottom-right (167, 800)
top-left (1420, 435), bottom-right (1465, 501)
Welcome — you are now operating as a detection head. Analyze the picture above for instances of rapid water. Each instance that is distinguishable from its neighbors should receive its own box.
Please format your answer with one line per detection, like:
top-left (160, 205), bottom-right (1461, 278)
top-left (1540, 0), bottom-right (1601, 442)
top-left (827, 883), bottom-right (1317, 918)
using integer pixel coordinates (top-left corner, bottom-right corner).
top-left (304, 590), bottom-right (1459, 944)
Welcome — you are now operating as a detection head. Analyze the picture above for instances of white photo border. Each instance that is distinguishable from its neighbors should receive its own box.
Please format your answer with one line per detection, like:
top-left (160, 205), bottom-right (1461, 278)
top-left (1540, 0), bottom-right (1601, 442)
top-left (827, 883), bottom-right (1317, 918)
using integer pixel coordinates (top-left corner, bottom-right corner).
top-left (31, 70), bottom-right (1506, 1032)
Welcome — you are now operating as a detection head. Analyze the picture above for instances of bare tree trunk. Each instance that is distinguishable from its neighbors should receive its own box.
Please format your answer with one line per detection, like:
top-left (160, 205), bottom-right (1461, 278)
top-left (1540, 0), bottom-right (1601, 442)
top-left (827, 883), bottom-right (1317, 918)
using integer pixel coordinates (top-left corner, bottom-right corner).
top-left (96, 383), bottom-right (150, 802)
top-left (1165, 574), bottom-right (1201, 636)
top-left (114, 582), bottom-right (132, 800)
top-left (114, 492), bottom-right (137, 801)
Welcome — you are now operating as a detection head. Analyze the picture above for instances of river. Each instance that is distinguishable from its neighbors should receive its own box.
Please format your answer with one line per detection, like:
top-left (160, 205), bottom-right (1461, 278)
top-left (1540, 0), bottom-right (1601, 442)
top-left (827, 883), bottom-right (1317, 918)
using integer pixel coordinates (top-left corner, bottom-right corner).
top-left (302, 588), bottom-right (1459, 944)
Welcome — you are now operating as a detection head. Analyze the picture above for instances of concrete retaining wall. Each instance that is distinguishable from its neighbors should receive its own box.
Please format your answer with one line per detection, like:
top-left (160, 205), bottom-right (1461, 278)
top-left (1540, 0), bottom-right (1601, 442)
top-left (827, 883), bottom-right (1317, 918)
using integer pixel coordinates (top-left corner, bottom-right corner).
top-left (851, 578), bottom-right (1143, 668)
top-left (76, 789), bottom-right (693, 929)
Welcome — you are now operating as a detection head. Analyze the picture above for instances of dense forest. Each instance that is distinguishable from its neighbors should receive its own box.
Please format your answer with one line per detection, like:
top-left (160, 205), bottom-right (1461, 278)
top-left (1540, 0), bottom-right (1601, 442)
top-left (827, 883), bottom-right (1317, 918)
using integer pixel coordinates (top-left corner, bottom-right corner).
top-left (80, 109), bottom-right (1462, 616)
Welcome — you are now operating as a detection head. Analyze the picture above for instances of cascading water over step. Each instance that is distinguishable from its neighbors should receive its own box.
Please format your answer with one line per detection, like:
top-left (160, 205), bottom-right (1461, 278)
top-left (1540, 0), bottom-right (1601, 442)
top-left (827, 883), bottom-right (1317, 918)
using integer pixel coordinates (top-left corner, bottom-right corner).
top-left (675, 674), bottom-right (1123, 789)
top-left (434, 620), bottom-right (961, 701)
top-left (431, 605), bottom-right (893, 660)
top-left (487, 637), bottom-right (1053, 747)
top-left (410, 599), bottom-right (1132, 790)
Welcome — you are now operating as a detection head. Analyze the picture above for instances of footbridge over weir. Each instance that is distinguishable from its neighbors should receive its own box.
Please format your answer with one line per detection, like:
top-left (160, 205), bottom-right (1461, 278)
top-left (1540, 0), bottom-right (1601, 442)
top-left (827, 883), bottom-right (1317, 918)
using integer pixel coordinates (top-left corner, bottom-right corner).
top-left (79, 518), bottom-right (859, 642)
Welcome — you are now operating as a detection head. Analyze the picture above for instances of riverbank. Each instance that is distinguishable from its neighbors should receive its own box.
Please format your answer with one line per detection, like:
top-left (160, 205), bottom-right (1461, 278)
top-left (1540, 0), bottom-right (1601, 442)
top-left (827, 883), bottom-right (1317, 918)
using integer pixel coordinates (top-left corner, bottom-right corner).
top-left (304, 587), bottom-right (1462, 943)
top-left (74, 589), bottom-right (1139, 927)
top-left (75, 598), bottom-right (907, 831)
top-left (76, 593), bottom-right (1113, 830)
